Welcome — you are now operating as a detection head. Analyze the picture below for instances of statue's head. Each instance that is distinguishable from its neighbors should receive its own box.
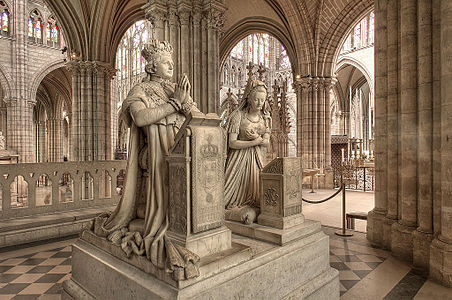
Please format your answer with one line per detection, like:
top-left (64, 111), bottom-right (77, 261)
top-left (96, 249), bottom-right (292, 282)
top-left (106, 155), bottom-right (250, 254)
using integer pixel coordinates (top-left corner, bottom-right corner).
top-left (142, 39), bottom-right (174, 80)
top-left (242, 80), bottom-right (268, 111)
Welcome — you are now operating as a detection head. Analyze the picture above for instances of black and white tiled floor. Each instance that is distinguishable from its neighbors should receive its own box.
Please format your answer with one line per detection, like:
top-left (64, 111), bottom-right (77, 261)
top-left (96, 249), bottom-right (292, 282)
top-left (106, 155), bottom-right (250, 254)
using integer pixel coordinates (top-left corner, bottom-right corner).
top-left (0, 245), bottom-right (71, 300)
top-left (1, 228), bottom-right (452, 299)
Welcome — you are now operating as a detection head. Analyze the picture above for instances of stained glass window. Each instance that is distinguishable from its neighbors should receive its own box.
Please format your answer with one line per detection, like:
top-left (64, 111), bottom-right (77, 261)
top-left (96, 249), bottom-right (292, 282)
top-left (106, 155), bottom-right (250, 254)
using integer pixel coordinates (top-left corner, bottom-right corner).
top-left (340, 11), bottom-right (374, 54)
top-left (0, 1), bottom-right (9, 36)
top-left (353, 23), bottom-right (361, 48)
top-left (369, 12), bottom-right (375, 44)
top-left (280, 45), bottom-right (290, 69)
top-left (231, 40), bottom-right (244, 60)
top-left (263, 34), bottom-right (269, 67)
top-left (28, 18), bottom-right (33, 37)
top-left (28, 10), bottom-right (43, 43)
top-left (46, 16), bottom-right (59, 47)
top-left (114, 20), bottom-right (151, 103)
top-left (362, 17), bottom-right (368, 46)
top-left (253, 35), bottom-right (258, 64)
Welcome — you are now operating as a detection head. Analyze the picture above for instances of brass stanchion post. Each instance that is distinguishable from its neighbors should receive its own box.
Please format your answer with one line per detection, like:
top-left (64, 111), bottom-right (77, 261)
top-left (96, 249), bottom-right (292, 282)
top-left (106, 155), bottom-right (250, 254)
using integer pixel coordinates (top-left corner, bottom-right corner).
top-left (335, 163), bottom-right (353, 237)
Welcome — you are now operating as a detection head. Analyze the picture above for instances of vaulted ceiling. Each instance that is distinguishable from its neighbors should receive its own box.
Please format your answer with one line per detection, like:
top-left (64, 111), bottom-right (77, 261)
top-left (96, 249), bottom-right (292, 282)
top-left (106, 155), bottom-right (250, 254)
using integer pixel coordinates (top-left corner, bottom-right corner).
top-left (43, 0), bottom-right (373, 76)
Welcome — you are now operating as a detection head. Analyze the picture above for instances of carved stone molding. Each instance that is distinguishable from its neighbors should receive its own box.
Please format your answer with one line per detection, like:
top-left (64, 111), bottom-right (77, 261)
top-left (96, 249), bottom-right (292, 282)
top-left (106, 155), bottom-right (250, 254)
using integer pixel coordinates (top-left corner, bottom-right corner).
top-left (66, 61), bottom-right (116, 79)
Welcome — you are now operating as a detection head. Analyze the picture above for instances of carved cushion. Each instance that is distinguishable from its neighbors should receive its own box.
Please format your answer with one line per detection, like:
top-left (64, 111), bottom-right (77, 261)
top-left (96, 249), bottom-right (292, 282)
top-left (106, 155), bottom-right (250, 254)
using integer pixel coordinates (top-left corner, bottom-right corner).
top-left (128, 218), bottom-right (145, 236)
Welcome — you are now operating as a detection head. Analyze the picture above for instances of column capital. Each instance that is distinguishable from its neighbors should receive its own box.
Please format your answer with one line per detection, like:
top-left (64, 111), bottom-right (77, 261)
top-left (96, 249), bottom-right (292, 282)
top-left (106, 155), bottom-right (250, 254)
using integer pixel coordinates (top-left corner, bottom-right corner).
top-left (66, 61), bottom-right (116, 79)
top-left (202, 1), bottom-right (226, 29)
top-left (293, 77), bottom-right (312, 91)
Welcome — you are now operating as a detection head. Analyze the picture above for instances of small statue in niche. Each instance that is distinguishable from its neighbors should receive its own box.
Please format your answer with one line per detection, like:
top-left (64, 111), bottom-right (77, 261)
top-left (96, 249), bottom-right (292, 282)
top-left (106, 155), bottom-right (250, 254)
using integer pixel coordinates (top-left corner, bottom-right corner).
top-left (224, 80), bottom-right (272, 224)
top-left (92, 39), bottom-right (201, 280)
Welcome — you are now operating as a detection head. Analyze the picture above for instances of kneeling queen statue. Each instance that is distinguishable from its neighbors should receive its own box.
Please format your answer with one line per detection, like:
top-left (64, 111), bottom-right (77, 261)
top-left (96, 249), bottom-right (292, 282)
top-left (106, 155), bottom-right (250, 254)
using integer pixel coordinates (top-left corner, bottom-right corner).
top-left (92, 39), bottom-right (200, 280)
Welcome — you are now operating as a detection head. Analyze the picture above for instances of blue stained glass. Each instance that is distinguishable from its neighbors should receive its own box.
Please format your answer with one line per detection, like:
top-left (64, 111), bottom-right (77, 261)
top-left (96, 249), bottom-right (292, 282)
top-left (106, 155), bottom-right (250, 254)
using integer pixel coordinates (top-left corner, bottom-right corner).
top-left (2, 10), bottom-right (8, 32)
top-left (28, 18), bottom-right (33, 37)
top-left (36, 20), bottom-right (42, 39)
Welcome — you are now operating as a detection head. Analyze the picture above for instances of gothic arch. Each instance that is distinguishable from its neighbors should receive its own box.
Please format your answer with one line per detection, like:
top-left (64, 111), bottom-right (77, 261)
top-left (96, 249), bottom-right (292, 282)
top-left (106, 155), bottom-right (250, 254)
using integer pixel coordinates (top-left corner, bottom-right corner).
top-left (29, 60), bottom-right (66, 102)
top-left (336, 57), bottom-right (374, 92)
top-left (220, 17), bottom-right (298, 74)
top-left (319, 0), bottom-right (374, 77)
top-left (276, 0), bottom-right (314, 75)
top-left (0, 63), bottom-right (13, 100)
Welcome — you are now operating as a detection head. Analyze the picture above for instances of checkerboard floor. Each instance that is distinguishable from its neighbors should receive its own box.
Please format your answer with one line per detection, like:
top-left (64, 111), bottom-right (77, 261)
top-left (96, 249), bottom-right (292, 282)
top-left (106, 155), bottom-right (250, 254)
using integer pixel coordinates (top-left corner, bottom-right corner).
top-left (0, 245), bottom-right (71, 300)
top-left (0, 230), bottom-right (385, 299)
top-left (329, 243), bottom-right (385, 296)
top-left (1, 227), bottom-right (451, 299)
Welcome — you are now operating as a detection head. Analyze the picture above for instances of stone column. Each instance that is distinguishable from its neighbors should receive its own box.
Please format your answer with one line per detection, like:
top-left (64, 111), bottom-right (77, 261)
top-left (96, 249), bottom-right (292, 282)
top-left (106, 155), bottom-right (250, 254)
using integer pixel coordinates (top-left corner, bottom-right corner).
top-left (413, 0), bottom-right (434, 270)
top-left (312, 78), bottom-right (318, 168)
top-left (384, 0), bottom-right (399, 250)
top-left (432, 0), bottom-right (442, 238)
top-left (6, 0), bottom-right (35, 162)
top-left (145, 0), bottom-right (225, 113)
top-left (391, 0), bottom-right (418, 261)
top-left (67, 61), bottom-right (116, 161)
top-left (430, 0), bottom-right (452, 287)
top-left (48, 117), bottom-right (63, 162)
top-left (294, 78), bottom-right (311, 167)
top-left (318, 79), bottom-right (325, 169)
top-left (367, 0), bottom-right (388, 246)
top-left (324, 78), bottom-right (336, 169)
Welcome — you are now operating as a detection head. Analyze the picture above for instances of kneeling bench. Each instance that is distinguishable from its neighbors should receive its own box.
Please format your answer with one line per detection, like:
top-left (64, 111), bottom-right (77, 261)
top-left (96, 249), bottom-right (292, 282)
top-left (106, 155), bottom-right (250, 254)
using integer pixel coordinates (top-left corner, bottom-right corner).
top-left (346, 211), bottom-right (368, 229)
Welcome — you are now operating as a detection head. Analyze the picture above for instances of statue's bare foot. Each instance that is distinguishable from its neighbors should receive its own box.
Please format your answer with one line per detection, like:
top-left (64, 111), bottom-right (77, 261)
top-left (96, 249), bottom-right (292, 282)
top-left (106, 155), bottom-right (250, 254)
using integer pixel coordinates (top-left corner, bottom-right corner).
top-left (225, 206), bottom-right (260, 224)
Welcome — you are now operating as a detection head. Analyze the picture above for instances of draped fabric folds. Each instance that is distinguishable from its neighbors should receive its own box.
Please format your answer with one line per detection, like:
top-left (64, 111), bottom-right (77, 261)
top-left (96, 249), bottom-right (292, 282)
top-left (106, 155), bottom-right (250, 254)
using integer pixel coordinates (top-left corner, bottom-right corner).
top-left (92, 80), bottom-right (199, 280)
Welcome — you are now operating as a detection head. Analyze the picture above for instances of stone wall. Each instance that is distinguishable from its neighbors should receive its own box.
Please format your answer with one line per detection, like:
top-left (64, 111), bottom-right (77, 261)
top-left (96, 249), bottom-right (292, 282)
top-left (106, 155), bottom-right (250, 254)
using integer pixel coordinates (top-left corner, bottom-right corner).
top-left (0, 0), bottom-right (66, 162)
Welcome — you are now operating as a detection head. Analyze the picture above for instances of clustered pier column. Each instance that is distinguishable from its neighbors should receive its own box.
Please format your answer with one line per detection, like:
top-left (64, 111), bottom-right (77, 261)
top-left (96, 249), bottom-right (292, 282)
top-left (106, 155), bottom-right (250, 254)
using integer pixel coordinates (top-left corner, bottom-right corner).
top-left (66, 61), bottom-right (116, 161)
top-left (144, 0), bottom-right (226, 114)
top-left (367, 0), bottom-right (452, 287)
top-left (294, 76), bottom-right (336, 170)
top-left (429, 0), bottom-right (452, 287)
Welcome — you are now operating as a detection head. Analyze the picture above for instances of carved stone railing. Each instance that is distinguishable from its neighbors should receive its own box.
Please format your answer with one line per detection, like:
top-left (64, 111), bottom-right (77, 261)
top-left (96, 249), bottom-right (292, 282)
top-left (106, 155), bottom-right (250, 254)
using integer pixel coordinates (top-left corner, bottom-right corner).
top-left (0, 160), bottom-right (127, 220)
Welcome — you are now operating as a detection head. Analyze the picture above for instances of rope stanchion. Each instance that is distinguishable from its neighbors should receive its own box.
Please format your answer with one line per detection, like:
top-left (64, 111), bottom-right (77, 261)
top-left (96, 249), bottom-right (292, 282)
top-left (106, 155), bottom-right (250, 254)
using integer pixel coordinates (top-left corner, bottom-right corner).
top-left (301, 186), bottom-right (343, 204)
top-left (335, 163), bottom-right (354, 237)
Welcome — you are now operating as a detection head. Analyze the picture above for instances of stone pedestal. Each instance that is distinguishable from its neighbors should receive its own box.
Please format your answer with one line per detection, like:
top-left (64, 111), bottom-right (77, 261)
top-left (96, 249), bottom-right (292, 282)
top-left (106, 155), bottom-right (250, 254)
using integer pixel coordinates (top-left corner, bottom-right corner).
top-left (62, 226), bottom-right (339, 300)
top-left (166, 112), bottom-right (231, 258)
top-left (258, 157), bottom-right (304, 230)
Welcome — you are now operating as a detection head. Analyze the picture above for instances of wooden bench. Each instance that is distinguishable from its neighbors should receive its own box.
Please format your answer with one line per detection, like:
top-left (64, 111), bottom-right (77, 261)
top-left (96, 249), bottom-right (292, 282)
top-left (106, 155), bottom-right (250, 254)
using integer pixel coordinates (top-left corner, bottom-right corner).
top-left (346, 211), bottom-right (368, 229)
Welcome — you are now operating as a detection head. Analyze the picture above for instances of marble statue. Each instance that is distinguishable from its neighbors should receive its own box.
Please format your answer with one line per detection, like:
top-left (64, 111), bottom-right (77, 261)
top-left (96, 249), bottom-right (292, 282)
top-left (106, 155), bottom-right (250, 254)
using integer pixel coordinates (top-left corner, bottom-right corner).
top-left (224, 80), bottom-right (271, 224)
top-left (92, 39), bottom-right (201, 280)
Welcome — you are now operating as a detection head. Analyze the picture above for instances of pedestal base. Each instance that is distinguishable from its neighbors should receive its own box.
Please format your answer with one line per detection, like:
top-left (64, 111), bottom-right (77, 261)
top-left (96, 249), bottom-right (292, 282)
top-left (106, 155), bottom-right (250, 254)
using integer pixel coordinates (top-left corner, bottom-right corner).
top-left (391, 222), bottom-right (416, 261)
top-left (257, 212), bottom-right (305, 230)
top-left (366, 209), bottom-right (386, 247)
top-left (430, 237), bottom-right (452, 287)
top-left (166, 226), bottom-right (231, 257)
top-left (412, 229), bottom-right (433, 271)
top-left (62, 227), bottom-right (339, 300)
top-left (383, 216), bottom-right (397, 250)
top-left (225, 219), bottom-right (320, 246)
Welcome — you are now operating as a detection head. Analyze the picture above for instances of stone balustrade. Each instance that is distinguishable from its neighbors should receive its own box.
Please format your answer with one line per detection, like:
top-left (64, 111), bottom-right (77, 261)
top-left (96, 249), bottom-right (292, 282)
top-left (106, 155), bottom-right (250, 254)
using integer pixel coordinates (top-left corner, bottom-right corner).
top-left (0, 160), bottom-right (127, 220)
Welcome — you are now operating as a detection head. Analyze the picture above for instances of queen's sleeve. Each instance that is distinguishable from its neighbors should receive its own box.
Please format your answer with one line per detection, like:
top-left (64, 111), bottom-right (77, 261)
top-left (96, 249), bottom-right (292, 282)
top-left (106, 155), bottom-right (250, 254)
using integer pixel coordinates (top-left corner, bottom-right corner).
top-left (227, 111), bottom-right (241, 134)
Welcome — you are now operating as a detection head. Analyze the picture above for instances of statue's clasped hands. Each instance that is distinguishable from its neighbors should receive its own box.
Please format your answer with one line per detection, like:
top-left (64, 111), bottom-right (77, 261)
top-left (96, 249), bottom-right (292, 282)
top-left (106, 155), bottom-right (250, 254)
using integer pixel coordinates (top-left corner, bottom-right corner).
top-left (244, 128), bottom-right (264, 146)
top-left (174, 74), bottom-right (190, 105)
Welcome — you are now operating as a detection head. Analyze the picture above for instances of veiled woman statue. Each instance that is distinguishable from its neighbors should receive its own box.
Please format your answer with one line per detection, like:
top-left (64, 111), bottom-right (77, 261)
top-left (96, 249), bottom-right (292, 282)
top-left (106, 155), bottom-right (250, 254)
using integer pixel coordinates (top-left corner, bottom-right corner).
top-left (224, 80), bottom-right (271, 224)
top-left (93, 39), bottom-right (200, 280)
